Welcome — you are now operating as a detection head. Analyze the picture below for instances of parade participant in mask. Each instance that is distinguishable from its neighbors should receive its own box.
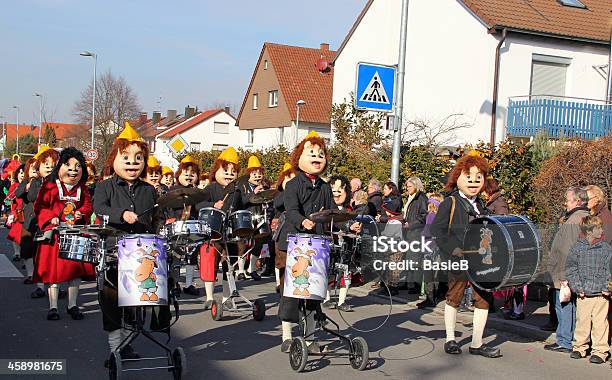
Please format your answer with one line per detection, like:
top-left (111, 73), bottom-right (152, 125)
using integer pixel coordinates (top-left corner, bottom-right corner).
top-left (276, 131), bottom-right (334, 353)
top-left (15, 148), bottom-right (59, 298)
top-left (93, 122), bottom-right (160, 367)
top-left (85, 161), bottom-right (98, 198)
top-left (33, 147), bottom-right (94, 321)
top-left (197, 147), bottom-right (241, 310)
top-left (271, 163), bottom-right (296, 293)
top-left (161, 166), bottom-right (174, 188)
top-left (198, 173), bottom-right (209, 189)
top-left (431, 152), bottom-right (500, 358)
top-left (7, 164), bottom-right (25, 262)
top-left (168, 155), bottom-right (201, 296)
top-left (144, 155), bottom-right (163, 192)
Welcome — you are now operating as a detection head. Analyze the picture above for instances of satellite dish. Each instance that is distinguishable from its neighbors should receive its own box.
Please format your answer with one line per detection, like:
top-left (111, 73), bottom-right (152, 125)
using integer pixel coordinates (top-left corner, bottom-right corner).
top-left (316, 58), bottom-right (330, 73)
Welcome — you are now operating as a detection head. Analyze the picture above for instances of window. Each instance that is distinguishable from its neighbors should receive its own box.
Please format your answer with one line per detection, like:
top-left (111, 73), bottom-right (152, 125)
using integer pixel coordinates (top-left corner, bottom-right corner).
top-left (278, 127), bottom-right (284, 143)
top-left (150, 140), bottom-right (156, 153)
top-left (247, 129), bottom-right (254, 144)
top-left (268, 90), bottom-right (278, 107)
top-left (190, 142), bottom-right (201, 151)
top-left (252, 93), bottom-right (258, 110)
top-left (264, 60), bottom-right (268, 70)
top-left (213, 121), bottom-right (229, 134)
top-left (212, 144), bottom-right (228, 151)
top-left (530, 55), bottom-right (570, 97)
top-left (558, 0), bottom-right (586, 9)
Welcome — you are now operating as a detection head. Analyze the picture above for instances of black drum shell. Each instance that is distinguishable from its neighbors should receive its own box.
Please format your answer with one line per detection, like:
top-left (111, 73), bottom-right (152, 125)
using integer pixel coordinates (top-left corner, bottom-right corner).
top-left (229, 211), bottom-right (254, 237)
top-left (199, 208), bottom-right (226, 240)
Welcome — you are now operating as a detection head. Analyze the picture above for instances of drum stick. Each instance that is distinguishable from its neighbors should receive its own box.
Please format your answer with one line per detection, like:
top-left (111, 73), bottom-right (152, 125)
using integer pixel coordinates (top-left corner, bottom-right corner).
top-left (137, 204), bottom-right (159, 218)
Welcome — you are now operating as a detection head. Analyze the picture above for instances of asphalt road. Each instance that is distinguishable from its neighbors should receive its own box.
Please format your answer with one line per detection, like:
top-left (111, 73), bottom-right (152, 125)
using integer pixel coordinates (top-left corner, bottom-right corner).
top-left (0, 228), bottom-right (610, 380)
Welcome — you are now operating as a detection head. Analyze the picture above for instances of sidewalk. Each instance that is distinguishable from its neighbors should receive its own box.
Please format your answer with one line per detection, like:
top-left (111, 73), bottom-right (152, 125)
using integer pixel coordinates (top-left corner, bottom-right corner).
top-left (351, 283), bottom-right (557, 344)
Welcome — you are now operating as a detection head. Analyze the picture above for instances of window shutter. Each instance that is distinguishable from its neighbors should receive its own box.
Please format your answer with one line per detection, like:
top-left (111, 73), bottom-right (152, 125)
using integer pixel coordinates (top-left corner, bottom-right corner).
top-left (530, 61), bottom-right (567, 97)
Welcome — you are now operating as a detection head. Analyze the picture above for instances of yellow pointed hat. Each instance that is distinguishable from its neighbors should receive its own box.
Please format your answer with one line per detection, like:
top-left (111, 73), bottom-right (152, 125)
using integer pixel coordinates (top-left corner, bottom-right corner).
top-left (147, 155), bottom-right (160, 168)
top-left (467, 150), bottom-right (483, 157)
top-left (305, 130), bottom-right (319, 139)
top-left (181, 155), bottom-right (197, 165)
top-left (218, 147), bottom-right (239, 165)
top-left (161, 166), bottom-right (174, 176)
top-left (33, 145), bottom-right (50, 160)
top-left (117, 121), bottom-right (143, 142)
top-left (282, 162), bottom-right (292, 172)
top-left (247, 155), bottom-right (262, 169)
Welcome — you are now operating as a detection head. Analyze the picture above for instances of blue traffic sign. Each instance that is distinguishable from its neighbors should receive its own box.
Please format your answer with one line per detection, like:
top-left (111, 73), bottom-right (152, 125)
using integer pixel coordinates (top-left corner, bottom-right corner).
top-left (355, 62), bottom-right (396, 112)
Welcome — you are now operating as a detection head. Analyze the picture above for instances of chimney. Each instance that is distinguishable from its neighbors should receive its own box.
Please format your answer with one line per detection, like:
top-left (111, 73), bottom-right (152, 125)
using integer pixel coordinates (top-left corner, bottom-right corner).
top-left (152, 111), bottom-right (161, 125)
top-left (139, 112), bottom-right (147, 125)
top-left (320, 43), bottom-right (329, 51)
top-left (167, 109), bottom-right (177, 121)
top-left (184, 105), bottom-right (195, 119)
top-left (224, 106), bottom-right (230, 114)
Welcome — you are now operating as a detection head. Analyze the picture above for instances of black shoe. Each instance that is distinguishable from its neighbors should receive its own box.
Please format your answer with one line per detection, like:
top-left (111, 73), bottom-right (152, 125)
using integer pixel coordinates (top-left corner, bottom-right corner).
top-left (416, 298), bottom-right (436, 309)
top-left (505, 312), bottom-right (525, 320)
top-left (444, 340), bottom-right (462, 355)
top-left (23, 276), bottom-right (33, 285)
top-left (281, 340), bottom-right (292, 353)
top-left (120, 344), bottom-right (140, 360)
top-left (570, 351), bottom-right (585, 359)
top-left (337, 303), bottom-right (353, 312)
top-left (203, 300), bottom-right (213, 310)
top-left (469, 344), bottom-right (502, 358)
top-left (322, 300), bottom-right (337, 309)
top-left (276, 285), bottom-right (280, 294)
top-left (12, 256), bottom-right (21, 262)
top-left (261, 268), bottom-right (274, 277)
top-left (407, 287), bottom-right (420, 295)
top-left (540, 323), bottom-right (558, 332)
top-left (31, 288), bottom-right (45, 299)
top-left (249, 271), bottom-right (261, 281)
top-left (47, 308), bottom-right (60, 320)
top-left (67, 306), bottom-right (84, 320)
top-left (544, 343), bottom-right (561, 351)
top-left (237, 273), bottom-right (246, 281)
top-left (183, 285), bottom-right (199, 296)
top-left (58, 289), bottom-right (67, 299)
top-left (589, 355), bottom-right (604, 364)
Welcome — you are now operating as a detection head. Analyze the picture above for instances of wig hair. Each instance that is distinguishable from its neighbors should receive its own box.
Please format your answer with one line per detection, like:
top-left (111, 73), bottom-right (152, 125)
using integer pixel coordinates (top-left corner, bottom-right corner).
top-left (102, 138), bottom-right (149, 178)
top-left (246, 166), bottom-right (264, 176)
top-left (290, 135), bottom-right (329, 174)
top-left (50, 147), bottom-right (88, 184)
top-left (443, 155), bottom-right (490, 193)
top-left (11, 164), bottom-right (25, 183)
top-left (24, 158), bottom-right (38, 181)
top-left (36, 148), bottom-right (60, 166)
top-left (146, 165), bottom-right (162, 176)
top-left (175, 161), bottom-right (201, 180)
top-left (275, 166), bottom-right (297, 190)
top-left (329, 175), bottom-right (352, 207)
top-left (199, 172), bottom-right (209, 181)
top-left (208, 159), bottom-right (241, 184)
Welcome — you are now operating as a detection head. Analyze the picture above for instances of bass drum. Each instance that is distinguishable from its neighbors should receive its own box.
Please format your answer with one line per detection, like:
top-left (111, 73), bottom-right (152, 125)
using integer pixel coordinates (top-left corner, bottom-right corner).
top-left (463, 214), bottom-right (541, 291)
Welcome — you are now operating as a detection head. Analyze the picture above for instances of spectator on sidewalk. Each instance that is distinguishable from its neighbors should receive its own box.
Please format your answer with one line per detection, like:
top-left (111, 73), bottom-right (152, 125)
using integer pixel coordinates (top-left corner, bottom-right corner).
top-left (350, 178), bottom-right (362, 208)
top-left (565, 215), bottom-right (612, 364)
top-left (544, 186), bottom-right (591, 353)
top-left (417, 193), bottom-right (444, 309)
top-left (484, 178), bottom-right (509, 215)
top-left (367, 179), bottom-right (383, 217)
top-left (585, 185), bottom-right (612, 245)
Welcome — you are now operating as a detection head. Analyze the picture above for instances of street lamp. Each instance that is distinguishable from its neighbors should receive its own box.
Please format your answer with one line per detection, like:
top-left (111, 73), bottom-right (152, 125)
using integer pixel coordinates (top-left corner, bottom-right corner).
top-left (12, 106), bottom-right (19, 155)
top-left (80, 51), bottom-right (97, 149)
top-left (0, 116), bottom-right (5, 157)
top-left (295, 99), bottom-right (306, 146)
top-left (33, 93), bottom-right (43, 146)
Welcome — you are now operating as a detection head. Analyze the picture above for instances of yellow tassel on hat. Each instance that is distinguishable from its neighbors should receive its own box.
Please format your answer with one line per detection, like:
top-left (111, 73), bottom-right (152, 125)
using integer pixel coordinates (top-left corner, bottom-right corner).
top-left (180, 155), bottom-right (197, 165)
top-left (117, 121), bottom-right (143, 142)
top-left (147, 155), bottom-right (160, 168)
top-left (282, 162), bottom-right (292, 172)
top-left (161, 166), bottom-right (174, 176)
top-left (218, 147), bottom-right (239, 165)
top-left (33, 145), bottom-right (50, 160)
top-left (305, 130), bottom-right (319, 139)
top-left (467, 150), bottom-right (483, 157)
top-left (247, 155), bottom-right (262, 169)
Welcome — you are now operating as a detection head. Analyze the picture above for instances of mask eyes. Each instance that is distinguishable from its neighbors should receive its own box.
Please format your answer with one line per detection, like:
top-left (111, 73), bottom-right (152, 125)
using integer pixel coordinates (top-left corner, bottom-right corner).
top-left (135, 154), bottom-right (143, 162)
top-left (318, 151), bottom-right (325, 159)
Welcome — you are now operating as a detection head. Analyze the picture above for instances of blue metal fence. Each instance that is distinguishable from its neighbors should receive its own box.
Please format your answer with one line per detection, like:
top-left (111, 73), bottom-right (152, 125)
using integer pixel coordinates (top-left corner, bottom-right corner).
top-left (506, 97), bottom-right (612, 139)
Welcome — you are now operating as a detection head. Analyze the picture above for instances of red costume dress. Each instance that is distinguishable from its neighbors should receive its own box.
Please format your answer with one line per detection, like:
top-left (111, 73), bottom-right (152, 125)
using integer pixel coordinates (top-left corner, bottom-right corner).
top-left (33, 180), bottom-right (95, 284)
top-left (6, 182), bottom-right (23, 244)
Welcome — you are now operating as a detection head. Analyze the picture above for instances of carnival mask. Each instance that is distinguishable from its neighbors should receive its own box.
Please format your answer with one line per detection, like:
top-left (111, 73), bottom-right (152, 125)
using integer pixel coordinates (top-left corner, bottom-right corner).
top-left (146, 170), bottom-right (161, 186)
top-left (178, 165), bottom-right (197, 187)
top-left (249, 169), bottom-right (263, 186)
top-left (298, 141), bottom-right (326, 175)
top-left (331, 179), bottom-right (347, 206)
top-left (113, 143), bottom-right (145, 183)
top-left (215, 163), bottom-right (236, 187)
top-left (59, 157), bottom-right (83, 186)
top-left (161, 173), bottom-right (174, 187)
top-left (38, 157), bottom-right (56, 178)
top-left (457, 166), bottom-right (484, 198)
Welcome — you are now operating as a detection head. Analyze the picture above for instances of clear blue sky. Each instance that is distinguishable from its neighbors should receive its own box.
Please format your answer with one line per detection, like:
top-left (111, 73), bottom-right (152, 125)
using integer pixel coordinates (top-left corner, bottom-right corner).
top-left (1, 0), bottom-right (367, 125)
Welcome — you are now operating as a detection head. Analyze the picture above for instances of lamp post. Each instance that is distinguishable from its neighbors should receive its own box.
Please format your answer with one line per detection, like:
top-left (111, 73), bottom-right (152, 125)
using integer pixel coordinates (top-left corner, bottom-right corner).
top-left (295, 99), bottom-right (306, 146)
top-left (33, 93), bottom-right (43, 146)
top-left (12, 106), bottom-right (19, 155)
top-left (80, 51), bottom-right (97, 149)
top-left (0, 116), bottom-right (4, 157)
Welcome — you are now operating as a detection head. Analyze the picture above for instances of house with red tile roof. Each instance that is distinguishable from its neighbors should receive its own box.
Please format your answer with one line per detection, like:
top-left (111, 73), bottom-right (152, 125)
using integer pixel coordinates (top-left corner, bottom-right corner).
top-left (1, 122), bottom-right (87, 150)
top-left (237, 42), bottom-right (336, 148)
top-left (333, 0), bottom-right (611, 144)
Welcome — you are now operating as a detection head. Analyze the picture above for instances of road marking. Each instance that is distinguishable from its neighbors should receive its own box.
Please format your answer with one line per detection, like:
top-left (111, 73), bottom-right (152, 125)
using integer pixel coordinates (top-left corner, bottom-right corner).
top-left (0, 255), bottom-right (23, 277)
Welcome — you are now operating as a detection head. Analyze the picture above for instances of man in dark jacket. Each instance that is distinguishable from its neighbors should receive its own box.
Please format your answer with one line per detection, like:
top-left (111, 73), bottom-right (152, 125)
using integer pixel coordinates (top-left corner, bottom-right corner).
top-left (402, 177), bottom-right (428, 227)
top-left (367, 179), bottom-right (383, 216)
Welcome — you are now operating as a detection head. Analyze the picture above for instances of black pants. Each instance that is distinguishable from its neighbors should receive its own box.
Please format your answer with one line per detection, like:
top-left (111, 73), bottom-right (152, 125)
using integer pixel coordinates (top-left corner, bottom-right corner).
top-left (548, 287), bottom-right (558, 326)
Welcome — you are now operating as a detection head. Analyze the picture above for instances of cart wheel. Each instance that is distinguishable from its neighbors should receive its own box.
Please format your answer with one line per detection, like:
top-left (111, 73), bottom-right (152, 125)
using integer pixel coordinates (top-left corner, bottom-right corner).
top-left (349, 336), bottom-right (369, 371)
top-left (211, 299), bottom-right (223, 321)
top-left (289, 336), bottom-right (308, 372)
top-left (172, 347), bottom-right (187, 380)
top-left (108, 351), bottom-right (122, 380)
top-left (253, 299), bottom-right (266, 321)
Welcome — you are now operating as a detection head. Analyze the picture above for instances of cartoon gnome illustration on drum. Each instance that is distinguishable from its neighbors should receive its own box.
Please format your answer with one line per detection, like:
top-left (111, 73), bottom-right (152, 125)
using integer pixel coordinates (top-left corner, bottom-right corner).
top-left (478, 224), bottom-right (493, 265)
top-left (134, 247), bottom-right (159, 302)
top-left (290, 248), bottom-right (315, 297)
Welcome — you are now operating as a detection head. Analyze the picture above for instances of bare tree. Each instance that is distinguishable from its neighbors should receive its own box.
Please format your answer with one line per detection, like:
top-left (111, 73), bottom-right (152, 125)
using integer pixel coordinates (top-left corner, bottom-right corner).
top-left (72, 69), bottom-right (141, 159)
top-left (401, 113), bottom-right (472, 148)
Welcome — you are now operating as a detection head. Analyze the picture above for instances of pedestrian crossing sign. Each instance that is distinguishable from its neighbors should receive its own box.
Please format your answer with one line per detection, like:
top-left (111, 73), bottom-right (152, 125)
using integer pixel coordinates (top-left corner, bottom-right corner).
top-left (355, 62), bottom-right (396, 112)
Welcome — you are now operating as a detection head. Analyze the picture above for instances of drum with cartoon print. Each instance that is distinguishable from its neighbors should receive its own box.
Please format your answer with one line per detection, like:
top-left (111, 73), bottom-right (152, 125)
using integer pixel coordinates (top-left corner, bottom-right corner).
top-left (283, 234), bottom-right (331, 300)
top-left (463, 215), bottom-right (541, 291)
top-left (117, 234), bottom-right (168, 307)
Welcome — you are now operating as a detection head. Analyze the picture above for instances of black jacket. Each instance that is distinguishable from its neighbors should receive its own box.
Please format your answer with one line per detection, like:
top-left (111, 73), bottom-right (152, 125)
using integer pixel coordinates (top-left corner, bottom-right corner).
top-left (196, 181), bottom-right (241, 214)
top-left (277, 171), bottom-right (333, 251)
top-left (403, 191), bottom-right (428, 227)
top-left (353, 202), bottom-right (377, 217)
top-left (15, 177), bottom-right (43, 232)
top-left (368, 191), bottom-right (383, 216)
top-left (166, 184), bottom-right (198, 219)
top-left (93, 175), bottom-right (160, 234)
top-left (430, 191), bottom-right (488, 257)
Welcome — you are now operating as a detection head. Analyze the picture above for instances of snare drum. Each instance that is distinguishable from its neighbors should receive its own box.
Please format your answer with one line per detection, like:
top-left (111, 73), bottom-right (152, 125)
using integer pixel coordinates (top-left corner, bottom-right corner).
top-left (283, 234), bottom-right (331, 301)
top-left (198, 208), bottom-right (226, 240)
top-left (165, 220), bottom-right (209, 242)
top-left (117, 234), bottom-right (168, 307)
top-left (228, 210), bottom-right (254, 238)
top-left (252, 214), bottom-right (272, 238)
top-left (58, 229), bottom-right (99, 264)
